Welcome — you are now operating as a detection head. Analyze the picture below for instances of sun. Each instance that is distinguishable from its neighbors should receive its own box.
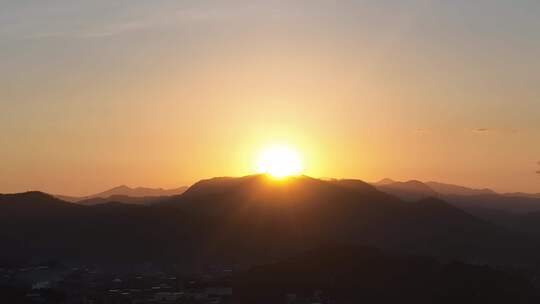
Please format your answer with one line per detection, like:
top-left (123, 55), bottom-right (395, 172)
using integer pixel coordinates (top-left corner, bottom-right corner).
top-left (256, 145), bottom-right (303, 178)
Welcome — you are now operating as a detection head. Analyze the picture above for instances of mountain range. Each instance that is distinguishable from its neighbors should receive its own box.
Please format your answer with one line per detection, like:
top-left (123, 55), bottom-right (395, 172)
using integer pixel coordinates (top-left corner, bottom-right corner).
top-left (373, 178), bottom-right (497, 197)
top-left (371, 179), bottom-right (540, 236)
top-left (372, 178), bottom-right (540, 212)
top-left (54, 185), bottom-right (188, 205)
top-left (1, 174), bottom-right (540, 272)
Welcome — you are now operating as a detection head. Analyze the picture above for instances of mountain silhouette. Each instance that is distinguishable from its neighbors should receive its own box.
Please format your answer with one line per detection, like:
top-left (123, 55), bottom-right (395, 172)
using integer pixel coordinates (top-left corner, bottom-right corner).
top-left (0, 191), bottom-right (82, 214)
top-left (426, 181), bottom-right (496, 196)
top-left (0, 175), bottom-right (538, 270)
top-left (75, 194), bottom-right (172, 206)
top-left (55, 185), bottom-right (188, 204)
top-left (376, 179), bottom-right (538, 200)
top-left (373, 179), bottom-right (540, 219)
top-left (164, 175), bottom-right (535, 264)
top-left (439, 194), bottom-right (540, 214)
top-left (373, 178), bottom-right (397, 186)
top-left (373, 180), bottom-right (438, 201)
top-left (504, 192), bottom-right (540, 199)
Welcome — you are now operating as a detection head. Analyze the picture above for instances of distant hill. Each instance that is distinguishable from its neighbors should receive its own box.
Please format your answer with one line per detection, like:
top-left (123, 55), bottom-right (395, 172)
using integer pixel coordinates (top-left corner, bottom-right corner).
top-left (372, 179), bottom-right (540, 227)
top-left (373, 179), bottom-right (540, 211)
top-left (373, 178), bottom-right (397, 186)
top-left (55, 185), bottom-right (188, 205)
top-left (373, 179), bottom-right (498, 199)
top-left (504, 192), bottom-right (540, 199)
top-left (426, 181), bottom-right (496, 196)
top-left (0, 191), bottom-right (81, 214)
top-left (75, 194), bottom-right (172, 206)
top-left (374, 180), bottom-right (438, 201)
top-left (439, 194), bottom-right (540, 214)
top-left (1, 175), bottom-right (538, 270)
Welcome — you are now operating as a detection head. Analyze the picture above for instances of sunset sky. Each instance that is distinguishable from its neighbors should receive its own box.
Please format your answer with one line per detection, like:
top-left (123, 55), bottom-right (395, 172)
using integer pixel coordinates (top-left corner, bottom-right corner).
top-left (1, 0), bottom-right (539, 195)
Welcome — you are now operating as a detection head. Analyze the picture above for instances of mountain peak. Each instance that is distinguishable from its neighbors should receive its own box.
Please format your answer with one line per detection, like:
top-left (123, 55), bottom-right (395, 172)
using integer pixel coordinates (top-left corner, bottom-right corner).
top-left (373, 179), bottom-right (437, 201)
top-left (170, 174), bottom-right (396, 211)
top-left (111, 185), bottom-right (132, 191)
top-left (375, 178), bottom-right (396, 186)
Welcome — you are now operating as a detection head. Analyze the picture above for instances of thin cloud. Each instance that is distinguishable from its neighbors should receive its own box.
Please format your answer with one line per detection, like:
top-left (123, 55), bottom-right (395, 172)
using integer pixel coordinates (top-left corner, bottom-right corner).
top-left (24, 22), bottom-right (150, 39)
top-left (472, 128), bottom-right (489, 133)
top-left (15, 4), bottom-right (292, 40)
top-left (12, 6), bottom-right (224, 40)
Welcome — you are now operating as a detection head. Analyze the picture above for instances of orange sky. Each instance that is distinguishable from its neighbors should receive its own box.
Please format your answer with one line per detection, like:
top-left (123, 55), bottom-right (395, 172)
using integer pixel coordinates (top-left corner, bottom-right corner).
top-left (1, 1), bottom-right (539, 195)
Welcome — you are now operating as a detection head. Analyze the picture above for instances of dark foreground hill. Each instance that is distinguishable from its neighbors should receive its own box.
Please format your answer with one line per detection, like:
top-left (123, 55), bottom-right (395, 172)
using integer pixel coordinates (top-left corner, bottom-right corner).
top-left (232, 243), bottom-right (539, 304)
top-left (0, 175), bottom-right (539, 271)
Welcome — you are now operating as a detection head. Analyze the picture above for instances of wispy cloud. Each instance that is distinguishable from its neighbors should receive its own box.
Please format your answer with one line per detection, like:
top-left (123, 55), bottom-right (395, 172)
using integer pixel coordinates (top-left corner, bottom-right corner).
top-left (4, 4), bottom-right (243, 40)
top-left (20, 12), bottom-right (183, 40)
top-left (23, 22), bottom-right (151, 39)
top-left (6, 3), bottom-right (304, 41)
top-left (472, 128), bottom-right (490, 133)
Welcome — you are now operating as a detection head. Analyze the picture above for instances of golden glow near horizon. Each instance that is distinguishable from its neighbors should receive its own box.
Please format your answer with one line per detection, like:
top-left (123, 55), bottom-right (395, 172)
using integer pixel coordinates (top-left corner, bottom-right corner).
top-left (256, 145), bottom-right (303, 178)
top-left (1, 2), bottom-right (540, 195)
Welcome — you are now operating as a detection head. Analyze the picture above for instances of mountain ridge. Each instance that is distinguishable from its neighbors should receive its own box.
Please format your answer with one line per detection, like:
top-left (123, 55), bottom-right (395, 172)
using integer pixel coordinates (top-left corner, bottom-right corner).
top-left (1, 175), bottom-right (539, 269)
top-left (54, 185), bottom-right (188, 204)
top-left (372, 178), bottom-right (540, 215)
